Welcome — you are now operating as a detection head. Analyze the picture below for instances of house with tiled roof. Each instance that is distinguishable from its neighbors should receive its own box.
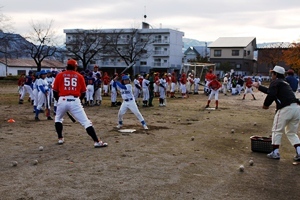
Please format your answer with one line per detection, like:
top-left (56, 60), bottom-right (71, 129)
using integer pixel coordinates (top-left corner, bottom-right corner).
top-left (0, 58), bottom-right (65, 77)
top-left (208, 37), bottom-right (257, 76)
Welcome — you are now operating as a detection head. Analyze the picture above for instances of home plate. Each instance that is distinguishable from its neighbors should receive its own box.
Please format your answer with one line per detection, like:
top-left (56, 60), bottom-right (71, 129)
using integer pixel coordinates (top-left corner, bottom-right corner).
top-left (205, 108), bottom-right (215, 111)
top-left (118, 129), bottom-right (136, 133)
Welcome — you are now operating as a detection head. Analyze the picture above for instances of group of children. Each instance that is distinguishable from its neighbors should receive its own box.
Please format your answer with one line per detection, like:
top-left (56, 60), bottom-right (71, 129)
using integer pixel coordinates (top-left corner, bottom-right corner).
top-left (203, 69), bottom-right (257, 109)
top-left (18, 66), bottom-right (260, 121)
top-left (18, 69), bottom-right (58, 121)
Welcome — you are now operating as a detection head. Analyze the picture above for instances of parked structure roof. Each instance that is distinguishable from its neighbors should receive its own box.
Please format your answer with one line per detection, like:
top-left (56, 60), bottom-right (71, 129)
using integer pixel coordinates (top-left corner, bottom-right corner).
top-left (208, 37), bottom-right (256, 48)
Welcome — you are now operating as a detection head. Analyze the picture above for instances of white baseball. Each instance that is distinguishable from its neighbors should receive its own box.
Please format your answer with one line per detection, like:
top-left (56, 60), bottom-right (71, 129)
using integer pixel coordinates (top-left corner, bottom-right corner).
top-left (239, 165), bottom-right (244, 172)
top-left (191, 136), bottom-right (195, 141)
top-left (231, 129), bottom-right (235, 133)
top-left (33, 160), bottom-right (38, 165)
top-left (12, 161), bottom-right (18, 167)
top-left (249, 160), bottom-right (254, 166)
top-left (39, 146), bottom-right (44, 151)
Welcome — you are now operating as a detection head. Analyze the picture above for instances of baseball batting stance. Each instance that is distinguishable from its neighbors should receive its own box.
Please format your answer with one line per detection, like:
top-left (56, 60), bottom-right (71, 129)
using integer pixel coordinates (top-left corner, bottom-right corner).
top-left (52, 59), bottom-right (107, 148)
top-left (113, 75), bottom-right (148, 129)
top-left (205, 74), bottom-right (222, 109)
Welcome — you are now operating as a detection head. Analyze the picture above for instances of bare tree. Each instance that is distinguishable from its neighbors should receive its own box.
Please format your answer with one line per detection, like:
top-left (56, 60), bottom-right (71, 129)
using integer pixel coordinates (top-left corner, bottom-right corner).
top-left (0, 7), bottom-right (13, 33)
top-left (65, 29), bottom-right (111, 70)
top-left (0, 7), bottom-right (14, 55)
top-left (109, 28), bottom-right (153, 66)
top-left (22, 19), bottom-right (58, 71)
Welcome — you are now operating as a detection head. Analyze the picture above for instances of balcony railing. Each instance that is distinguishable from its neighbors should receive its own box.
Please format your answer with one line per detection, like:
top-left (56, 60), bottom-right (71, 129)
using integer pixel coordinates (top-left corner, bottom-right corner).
top-left (97, 61), bottom-right (128, 67)
top-left (152, 62), bottom-right (169, 67)
top-left (153, 39), bottom-right (169, 44)
top-left (153, 50), bottom-right (169, 56)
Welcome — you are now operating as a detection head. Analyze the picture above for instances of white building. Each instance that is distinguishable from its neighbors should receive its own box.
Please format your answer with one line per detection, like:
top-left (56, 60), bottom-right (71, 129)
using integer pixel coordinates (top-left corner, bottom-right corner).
top-left (0, 58), bottom-right (65, 77)
top-left (64, 23), bottom-right (184, 75)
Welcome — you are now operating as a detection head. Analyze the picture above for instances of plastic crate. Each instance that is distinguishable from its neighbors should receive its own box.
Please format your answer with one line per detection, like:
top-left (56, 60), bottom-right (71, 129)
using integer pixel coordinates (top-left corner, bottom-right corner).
top-left (250, 136), bottom-right (273, 153)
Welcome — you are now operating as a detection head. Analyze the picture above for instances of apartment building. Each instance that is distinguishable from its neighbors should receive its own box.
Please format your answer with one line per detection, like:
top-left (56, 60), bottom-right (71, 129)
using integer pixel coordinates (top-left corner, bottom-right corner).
top-left (64, 23), bottom-right (184, 75)
top-left (208, 37), bottom-right (257, 76)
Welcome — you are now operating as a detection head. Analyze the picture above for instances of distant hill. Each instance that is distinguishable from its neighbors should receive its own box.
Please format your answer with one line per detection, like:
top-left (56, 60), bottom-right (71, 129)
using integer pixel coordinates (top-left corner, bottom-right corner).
top-left (183, 38), bottom-right (212, 52)
top-left (0, 31), bottom-right (65, 60)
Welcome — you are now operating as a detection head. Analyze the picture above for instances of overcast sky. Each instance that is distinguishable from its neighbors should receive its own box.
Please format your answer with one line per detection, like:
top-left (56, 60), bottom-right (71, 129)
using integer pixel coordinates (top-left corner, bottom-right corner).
top-left (1, 0), bottom-right (300, 44)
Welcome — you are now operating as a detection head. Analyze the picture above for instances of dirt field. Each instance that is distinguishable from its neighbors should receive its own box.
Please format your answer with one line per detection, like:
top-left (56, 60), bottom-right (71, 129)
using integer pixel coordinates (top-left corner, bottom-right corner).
top-left (1, 81), bottom-right (300, 200)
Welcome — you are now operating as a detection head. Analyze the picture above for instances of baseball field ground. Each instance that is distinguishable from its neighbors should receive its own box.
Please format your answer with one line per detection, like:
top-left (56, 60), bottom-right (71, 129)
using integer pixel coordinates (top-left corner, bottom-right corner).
top-left (1, 81), bottom-right (300, 200)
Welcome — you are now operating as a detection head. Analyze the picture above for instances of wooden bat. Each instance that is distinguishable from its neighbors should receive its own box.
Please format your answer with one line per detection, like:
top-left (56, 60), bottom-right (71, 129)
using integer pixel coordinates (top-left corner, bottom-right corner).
top-left (67, 112), bottom-right (76, 123)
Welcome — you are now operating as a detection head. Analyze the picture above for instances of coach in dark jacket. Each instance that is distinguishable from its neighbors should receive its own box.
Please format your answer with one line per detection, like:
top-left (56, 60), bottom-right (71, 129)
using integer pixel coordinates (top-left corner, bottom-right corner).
top-left (252, 65), bottom-right (300, 161)
top-left (285, 69), bottom-right (298, 92)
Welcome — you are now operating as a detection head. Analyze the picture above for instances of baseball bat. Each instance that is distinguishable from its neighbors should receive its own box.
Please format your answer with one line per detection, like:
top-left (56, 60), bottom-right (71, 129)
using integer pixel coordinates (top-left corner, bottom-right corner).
top-left (120, 62), bottom-right (135, 75)
top-left (67, 112), bottom-right (76, 123)
top-left (45, 93), bottom-right (50, 117)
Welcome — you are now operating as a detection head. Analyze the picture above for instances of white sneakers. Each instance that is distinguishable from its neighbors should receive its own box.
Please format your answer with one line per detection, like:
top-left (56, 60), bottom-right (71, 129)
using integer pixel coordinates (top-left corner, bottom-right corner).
top-left (143, 125), bottom-right (149, 130)
top-left (267, 151), bottom-right (280, 159)
top-left (57, 137), bottom-right (108, 148)
top-left (116, 124), bottom-right (148, 129)
top-left (58, 138), bottom-right (64, 145)
top-left (94, 141), bottom-right (108, 148)
top-left (116, 124), bottom-right (122, 129)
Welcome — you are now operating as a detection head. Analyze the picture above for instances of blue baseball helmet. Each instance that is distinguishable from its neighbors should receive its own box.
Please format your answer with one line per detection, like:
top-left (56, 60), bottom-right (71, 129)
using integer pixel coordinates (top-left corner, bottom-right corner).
top-left (122, 75), bottom-right (130, 80)
top-left (40, 70), bottom-right (47, 75)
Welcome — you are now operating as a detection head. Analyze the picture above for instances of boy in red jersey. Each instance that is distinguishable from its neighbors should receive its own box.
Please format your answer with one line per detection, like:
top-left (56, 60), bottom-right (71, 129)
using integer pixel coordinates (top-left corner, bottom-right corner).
top-left (205, 75), bottom-right (222, 109)
top-left (242, 77), bottom-right (256, 100)
top-left (52, 59), bottom-right (107, 148)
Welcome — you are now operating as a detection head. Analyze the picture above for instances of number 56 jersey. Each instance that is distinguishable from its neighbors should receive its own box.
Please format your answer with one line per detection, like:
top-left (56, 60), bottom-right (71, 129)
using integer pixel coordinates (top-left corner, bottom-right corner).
top-left (52, 70), bottom-right (87, 97)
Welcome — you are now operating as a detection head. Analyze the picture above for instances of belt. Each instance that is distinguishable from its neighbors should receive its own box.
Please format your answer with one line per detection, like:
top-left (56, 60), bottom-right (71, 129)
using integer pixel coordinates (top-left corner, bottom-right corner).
top-left (61, 96), bottom-right (78, 98)
top-left (60, 96), bottom-right (78, 101)
top-left (124, 98), bottom-right (133, 102)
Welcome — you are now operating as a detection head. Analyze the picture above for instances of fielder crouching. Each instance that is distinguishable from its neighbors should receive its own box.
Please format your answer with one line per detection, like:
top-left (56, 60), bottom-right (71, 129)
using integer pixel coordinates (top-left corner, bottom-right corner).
top-left (52, 59), bottom-right (107, 148)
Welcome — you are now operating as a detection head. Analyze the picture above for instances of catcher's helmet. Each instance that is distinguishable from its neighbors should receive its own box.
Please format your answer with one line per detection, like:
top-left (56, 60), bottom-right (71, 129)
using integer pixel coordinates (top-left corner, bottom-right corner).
top-left (67, 59), bottom-right (78, 68)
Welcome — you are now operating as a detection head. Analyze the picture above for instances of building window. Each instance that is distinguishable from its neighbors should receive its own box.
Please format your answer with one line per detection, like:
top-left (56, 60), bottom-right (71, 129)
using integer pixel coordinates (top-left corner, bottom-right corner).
top-left (215, 63), bottom-right (221, 68)
top-left (244, 50), bottom-right (246, 56)
top-left (232, 50), bottom-right (239, 56)
top-left (214, 50), bottom-right (221, 57)
top-left (140, 61), bottom-right (147, 65)
top-left (247, 51), bottom-right (250, 55)
top-left (17, 70), bottom-right (26, 75)
top-left (236, 64), bottom-right (241, 69)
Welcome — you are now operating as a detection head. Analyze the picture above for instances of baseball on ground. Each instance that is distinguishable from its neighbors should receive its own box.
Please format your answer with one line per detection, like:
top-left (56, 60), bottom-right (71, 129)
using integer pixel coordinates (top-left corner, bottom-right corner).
top-left (12, 161), bottom-right (18, 167)
top-left (239, 165), bottom-right (244, 172)
top-left (249, 160), bottom-right (254, 166)
top-left (33, 160), bottom-right (38, 165)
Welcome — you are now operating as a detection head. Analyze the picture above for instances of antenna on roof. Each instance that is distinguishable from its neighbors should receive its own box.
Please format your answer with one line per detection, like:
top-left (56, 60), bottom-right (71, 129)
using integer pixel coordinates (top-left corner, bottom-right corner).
top-left (143, 4), bottom-right (147, 21)
top-left (142, 4), bottom-right (150, 29)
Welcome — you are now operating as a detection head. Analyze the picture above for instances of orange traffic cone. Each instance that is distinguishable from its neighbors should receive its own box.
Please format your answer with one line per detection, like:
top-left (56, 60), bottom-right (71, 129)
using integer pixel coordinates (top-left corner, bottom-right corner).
top-left (7, 118), bottom-right (15, 123)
